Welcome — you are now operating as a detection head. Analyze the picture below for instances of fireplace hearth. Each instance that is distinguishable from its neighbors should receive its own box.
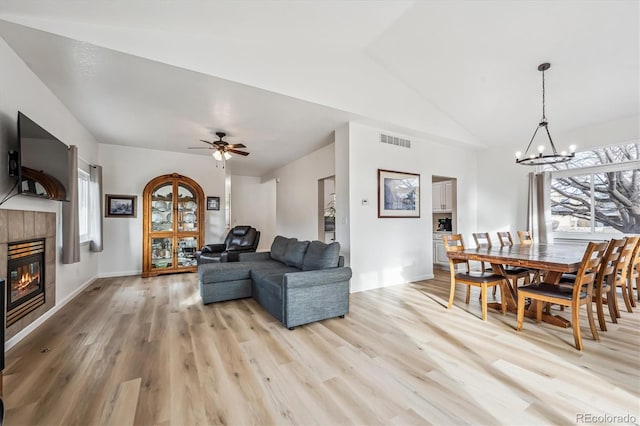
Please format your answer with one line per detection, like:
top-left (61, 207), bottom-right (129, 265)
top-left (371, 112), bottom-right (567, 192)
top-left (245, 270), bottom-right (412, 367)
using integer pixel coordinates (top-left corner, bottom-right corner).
top-left (6, 238), bottom-right (46, 326)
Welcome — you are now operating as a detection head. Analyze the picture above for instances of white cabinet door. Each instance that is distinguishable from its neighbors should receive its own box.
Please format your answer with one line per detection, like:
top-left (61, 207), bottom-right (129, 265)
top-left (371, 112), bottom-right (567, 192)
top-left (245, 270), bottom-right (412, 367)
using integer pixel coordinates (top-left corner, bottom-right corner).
top-left (442, 181), bottom-right (452, 211)
top-left (432, 182), bottom-right (443, 212)
top-left (432, 181), bottom-right (453, 212)
top-left (435, 240), bottom-right (449, 265)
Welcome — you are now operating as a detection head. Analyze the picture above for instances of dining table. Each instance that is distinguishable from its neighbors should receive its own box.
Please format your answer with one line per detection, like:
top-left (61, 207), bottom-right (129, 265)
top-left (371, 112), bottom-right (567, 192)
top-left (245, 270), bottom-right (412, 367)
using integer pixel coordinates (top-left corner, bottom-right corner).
top-left (446, 241), bottom-right (590, 327)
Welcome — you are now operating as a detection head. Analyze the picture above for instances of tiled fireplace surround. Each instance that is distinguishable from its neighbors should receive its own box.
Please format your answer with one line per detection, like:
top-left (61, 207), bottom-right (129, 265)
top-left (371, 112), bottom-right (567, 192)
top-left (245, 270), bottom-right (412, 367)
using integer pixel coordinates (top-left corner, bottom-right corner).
top-left (0, 209), bottom-right (56, 341)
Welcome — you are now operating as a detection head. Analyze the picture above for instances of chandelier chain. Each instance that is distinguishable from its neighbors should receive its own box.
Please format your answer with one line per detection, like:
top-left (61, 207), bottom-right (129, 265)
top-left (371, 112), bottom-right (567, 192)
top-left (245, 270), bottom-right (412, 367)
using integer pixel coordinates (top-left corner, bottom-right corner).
top-left (541, 68), bottom-right (546, 122)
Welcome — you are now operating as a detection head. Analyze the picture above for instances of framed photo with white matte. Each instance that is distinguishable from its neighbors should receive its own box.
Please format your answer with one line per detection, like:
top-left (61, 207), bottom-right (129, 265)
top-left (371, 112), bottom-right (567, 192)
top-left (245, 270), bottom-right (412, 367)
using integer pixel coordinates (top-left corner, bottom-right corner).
top-left (377, 169), bottom-right (420, 218)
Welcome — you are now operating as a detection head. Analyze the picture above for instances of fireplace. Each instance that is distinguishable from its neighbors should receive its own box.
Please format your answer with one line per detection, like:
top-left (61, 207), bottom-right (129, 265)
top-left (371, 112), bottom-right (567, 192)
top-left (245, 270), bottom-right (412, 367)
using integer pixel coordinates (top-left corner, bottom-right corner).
top-left (6, 238), bottom-right (46, 326)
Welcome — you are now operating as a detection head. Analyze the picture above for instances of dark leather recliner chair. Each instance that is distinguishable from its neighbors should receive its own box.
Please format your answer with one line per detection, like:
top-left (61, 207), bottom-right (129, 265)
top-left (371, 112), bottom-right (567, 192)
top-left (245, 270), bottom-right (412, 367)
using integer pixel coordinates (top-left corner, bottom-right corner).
top-left (197, 225), bottom-right (260, 264)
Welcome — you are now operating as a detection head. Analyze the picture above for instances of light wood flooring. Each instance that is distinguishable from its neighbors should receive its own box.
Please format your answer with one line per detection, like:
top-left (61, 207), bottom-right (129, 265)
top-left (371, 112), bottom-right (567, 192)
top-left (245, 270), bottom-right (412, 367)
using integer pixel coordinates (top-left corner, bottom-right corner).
top-left (3, 269), bottom-right (640, 425)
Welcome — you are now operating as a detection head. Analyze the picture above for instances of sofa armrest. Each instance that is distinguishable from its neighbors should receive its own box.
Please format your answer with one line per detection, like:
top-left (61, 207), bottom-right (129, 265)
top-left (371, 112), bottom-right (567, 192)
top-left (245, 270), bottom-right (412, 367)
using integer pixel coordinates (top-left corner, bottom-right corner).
top-left (283, 267), bottom-right (352, 289)
top-left (238, 251), bottom-right (271, 262)
top-left (202, 243), bottom-right (226, 253)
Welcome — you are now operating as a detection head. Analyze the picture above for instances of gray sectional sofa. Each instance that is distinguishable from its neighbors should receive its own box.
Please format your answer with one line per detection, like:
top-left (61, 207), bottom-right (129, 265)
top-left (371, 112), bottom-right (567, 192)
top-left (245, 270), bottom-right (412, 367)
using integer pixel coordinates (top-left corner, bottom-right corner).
top-left (198, 235), bottom-right (352, 329)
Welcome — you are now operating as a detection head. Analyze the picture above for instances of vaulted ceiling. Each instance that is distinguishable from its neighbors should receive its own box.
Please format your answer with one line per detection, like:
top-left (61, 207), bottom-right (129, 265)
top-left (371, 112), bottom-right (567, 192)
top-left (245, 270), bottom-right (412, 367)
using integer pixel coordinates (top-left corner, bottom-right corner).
top-left (0, 1), bottom-right (637, 176)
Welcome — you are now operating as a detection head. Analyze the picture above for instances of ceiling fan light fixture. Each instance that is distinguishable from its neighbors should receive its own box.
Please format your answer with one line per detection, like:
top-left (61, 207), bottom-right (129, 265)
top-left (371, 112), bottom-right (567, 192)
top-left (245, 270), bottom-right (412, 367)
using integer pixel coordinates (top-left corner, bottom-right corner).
top-left (223, 152), bottom-right (232, 160)
top-left (213, 150), bottom-right (222, 161)
top-left (515, 62), bottom-right (575, 166)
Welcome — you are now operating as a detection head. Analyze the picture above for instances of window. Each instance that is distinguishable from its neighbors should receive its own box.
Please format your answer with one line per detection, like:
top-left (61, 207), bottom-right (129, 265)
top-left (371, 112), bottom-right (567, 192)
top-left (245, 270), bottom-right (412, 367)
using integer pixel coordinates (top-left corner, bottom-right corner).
top-left (545, 143), bottom-right (640, 237)
top-left (78, 169), bottom-right (90, 243)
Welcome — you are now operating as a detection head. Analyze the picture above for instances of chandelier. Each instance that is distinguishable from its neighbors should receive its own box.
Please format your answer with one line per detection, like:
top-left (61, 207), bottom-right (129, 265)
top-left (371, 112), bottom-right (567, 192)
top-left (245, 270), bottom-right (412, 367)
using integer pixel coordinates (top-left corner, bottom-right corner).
top-left (515, 63), bottom-right (575, 165)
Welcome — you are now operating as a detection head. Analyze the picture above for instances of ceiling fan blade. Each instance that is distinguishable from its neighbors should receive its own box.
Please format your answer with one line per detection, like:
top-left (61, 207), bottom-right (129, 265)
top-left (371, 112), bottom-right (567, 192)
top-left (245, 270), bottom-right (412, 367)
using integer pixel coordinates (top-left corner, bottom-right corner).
top-left (188, 146), bottom-right (213, 149)
top-left (228, 149), bottom-right (250, 156)
top-left (227, 143), bottom-right (246, 149)
top-left (199, 140), bottom-right (215, 146)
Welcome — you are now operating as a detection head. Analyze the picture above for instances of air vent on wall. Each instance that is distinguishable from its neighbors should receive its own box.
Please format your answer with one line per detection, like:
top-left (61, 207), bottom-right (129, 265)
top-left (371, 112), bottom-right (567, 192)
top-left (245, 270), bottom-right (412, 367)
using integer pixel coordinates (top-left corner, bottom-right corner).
top-left (380, 133), bottom-right (411, 149)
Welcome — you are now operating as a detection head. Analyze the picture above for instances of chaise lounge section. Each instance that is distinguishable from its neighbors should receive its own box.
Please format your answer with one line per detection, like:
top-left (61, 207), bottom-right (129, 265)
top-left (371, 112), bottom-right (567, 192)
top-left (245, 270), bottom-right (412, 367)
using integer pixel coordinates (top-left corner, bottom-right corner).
top-left (198, 236), bottom-right (352, 329)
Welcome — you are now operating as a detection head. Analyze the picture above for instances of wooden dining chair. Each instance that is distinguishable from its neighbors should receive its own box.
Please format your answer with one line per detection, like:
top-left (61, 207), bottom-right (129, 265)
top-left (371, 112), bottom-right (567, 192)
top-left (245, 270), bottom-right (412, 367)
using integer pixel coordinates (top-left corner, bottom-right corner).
top-left (474, 232), bottom-right (531, 293)
top-left (587, 238), bottom-right (624, 331)
top-left (497, 231), bottom-right (540, 283)
top-left (627, 237), bottom-right (640, 306)
top-left (610, 236), bottom-right (639, 317)
top-left (517, 230), bottom-right (533, 245)
top-left (443, 234), bottom-right (507, 320)
top-left (496, 231), bottom-right (515, 247)
top-left (516, 241), bottom-right (608, 351)
top-left (471, 232), bottom-right (493, 273)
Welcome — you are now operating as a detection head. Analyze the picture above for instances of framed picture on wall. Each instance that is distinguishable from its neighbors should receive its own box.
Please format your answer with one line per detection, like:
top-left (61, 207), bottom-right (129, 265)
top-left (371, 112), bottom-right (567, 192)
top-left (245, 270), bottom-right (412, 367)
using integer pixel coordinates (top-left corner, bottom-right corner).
top-left (207, 196), bottom-right (221, 211)
top-left (105, 194), bottom-right (137, 217)
top-left (377, 169), bottom-right (420, 218)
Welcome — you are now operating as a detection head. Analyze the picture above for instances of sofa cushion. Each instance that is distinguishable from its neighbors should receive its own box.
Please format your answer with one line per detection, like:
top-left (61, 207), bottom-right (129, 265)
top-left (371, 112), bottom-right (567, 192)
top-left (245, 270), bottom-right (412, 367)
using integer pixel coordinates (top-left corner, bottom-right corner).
top-left (284, 240), bottom-right (310, 269)
top-left (199, 262), bottom-right (253, 283)
top-left (270, 235), bottom-right (292, 263)
top-left (302, 241), bottom-right (340, 271)
top-left (251, 269), bottom-right (296, 299)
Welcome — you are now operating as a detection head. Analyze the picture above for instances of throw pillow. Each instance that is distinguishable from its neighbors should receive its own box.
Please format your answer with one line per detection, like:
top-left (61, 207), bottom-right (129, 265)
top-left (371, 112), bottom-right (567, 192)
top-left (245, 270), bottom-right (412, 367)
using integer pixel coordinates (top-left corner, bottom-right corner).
top-left (302, 241), bottom-right (340, 271)
top-left (270, 235), bottom-right (292, 263)
top-left (284, 240), bottom-right (310, 268)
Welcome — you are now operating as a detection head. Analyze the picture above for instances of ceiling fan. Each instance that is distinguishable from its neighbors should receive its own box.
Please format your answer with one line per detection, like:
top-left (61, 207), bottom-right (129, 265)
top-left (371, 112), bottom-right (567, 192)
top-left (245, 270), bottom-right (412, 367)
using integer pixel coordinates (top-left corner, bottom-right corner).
top-left (188, 132), bottom-right (250, 160)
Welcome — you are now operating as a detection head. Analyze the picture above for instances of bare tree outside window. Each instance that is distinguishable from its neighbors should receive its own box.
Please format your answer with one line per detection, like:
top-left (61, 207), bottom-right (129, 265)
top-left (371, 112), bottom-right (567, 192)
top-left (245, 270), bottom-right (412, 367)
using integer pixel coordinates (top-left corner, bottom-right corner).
top-left (546, 143), bottom-right (640, 234)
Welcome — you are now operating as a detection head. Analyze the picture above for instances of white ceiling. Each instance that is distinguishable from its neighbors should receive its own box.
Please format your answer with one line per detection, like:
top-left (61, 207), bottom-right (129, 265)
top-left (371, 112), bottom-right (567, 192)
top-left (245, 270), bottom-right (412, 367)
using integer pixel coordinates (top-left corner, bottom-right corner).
top-left (0, 1), bottom-right (637, 176)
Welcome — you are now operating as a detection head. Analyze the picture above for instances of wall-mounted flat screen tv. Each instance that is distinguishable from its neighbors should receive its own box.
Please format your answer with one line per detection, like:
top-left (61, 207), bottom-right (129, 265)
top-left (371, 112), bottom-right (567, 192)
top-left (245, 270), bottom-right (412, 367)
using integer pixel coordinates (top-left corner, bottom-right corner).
top-left (17, 112), bottom-right (70, 201)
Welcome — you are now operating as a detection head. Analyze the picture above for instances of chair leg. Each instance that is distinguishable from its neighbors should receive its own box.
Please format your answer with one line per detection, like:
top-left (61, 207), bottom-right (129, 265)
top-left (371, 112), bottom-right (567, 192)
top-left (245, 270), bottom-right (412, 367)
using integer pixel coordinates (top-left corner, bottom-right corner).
top-left (620, 281), bottom-right (633, 313)
top-left (606, 286), bottom-right (618, 324)
top-left (611, 284), bottom-right (621, 319)
top-left (536, 301), bottom-right (543, 324)
top-left (586, 299), bottom-right (599, 341)
top-left (465, 286), bottom-right (471, 304)
top-left (447, 281), bottom-right (456, 310)
top-left (572, 303), bottom-right (583, 351)
top-left (516, 292), bottom-right (526, 331)
top-left (628, 277), bottom-right (636, 308)
top-left (480, 284), bottom-right (487, 321)
top-left (500, 282), bottom-right (507, 315)
top-left (595, 292), bottom-right (607, 332)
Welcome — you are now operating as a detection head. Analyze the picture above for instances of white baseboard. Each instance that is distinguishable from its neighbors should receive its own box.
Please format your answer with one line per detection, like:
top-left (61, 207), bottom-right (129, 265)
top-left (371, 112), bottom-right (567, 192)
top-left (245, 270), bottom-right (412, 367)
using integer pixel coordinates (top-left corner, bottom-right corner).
top-left (98, 270), bottom-right (141, 278)
top-left (5, 274), bottom-right (98, 351)
top-left (412, 273), bottom-right (435, 281)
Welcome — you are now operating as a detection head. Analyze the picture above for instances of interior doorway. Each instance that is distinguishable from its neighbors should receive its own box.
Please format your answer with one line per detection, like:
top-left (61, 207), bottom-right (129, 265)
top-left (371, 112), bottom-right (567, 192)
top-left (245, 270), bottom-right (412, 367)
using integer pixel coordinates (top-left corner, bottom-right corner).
top-left (432, 175), bottom-right (457, 269)
top-left (318, 176), bottom-right (335, 243)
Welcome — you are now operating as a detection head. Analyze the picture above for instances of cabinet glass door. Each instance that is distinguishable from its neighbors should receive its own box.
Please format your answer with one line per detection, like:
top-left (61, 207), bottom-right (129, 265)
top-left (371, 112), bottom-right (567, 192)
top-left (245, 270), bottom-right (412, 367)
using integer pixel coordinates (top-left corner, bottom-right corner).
top-left (177, 237), bottom-right (198, 268)
top-left (151, 237), bottom-right (173, 270)
top-left (177, 183), bottom-right (198, 232)
top-left (151, 183), bottom-right (173, 232)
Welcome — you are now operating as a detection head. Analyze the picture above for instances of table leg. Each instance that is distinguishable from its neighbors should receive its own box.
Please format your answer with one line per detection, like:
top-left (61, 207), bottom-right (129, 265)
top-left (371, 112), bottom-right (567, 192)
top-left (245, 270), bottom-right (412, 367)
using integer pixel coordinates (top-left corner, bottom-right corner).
top-left (487, 264), bottom-right (571, 328)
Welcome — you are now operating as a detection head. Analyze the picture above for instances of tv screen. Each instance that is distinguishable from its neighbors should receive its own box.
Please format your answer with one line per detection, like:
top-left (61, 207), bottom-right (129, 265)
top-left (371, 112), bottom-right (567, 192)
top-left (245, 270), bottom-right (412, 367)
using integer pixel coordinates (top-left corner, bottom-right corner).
top-left (17, 112), bottom-right (70, 201)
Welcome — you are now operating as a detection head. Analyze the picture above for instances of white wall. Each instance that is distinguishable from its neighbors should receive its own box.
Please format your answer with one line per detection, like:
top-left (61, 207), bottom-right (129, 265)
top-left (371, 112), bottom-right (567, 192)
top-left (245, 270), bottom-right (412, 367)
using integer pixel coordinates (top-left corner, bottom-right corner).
top-left (230, 175), bottom-right (276, 251)
top-left (271, 143), bottom-right (335, 241)
top-left (0, 37), bottom-right (100, 345)
top-left (345, 122), bottom-right (479, 292)
top-left (98, 143), bottom-right (226, 276)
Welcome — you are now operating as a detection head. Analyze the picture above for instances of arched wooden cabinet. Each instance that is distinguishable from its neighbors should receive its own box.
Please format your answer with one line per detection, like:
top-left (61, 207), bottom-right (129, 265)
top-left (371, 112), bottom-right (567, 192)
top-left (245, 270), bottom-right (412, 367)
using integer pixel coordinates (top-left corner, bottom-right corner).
top-left (142, 173), bottom-right (204, 278)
